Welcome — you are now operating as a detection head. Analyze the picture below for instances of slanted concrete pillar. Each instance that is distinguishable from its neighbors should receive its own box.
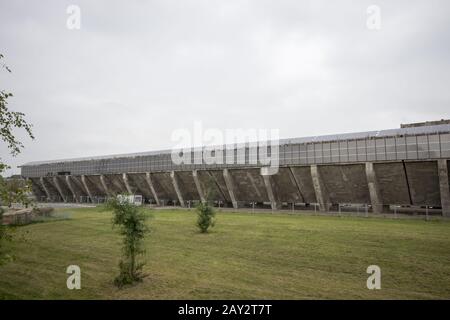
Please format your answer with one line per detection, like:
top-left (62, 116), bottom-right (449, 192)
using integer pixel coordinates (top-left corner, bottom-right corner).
top-left (65, 176), bottom-right (76, 201)
top-left (53, 176), bottom-right (67, 203)
top-left (145, 172), bottom-right (160, 206)
top-left (40, 177), bottom-right (51, 201)
top-left (288, 167), bottom-right (305, 203)
top-left (310, 165), bottom-right (329, 212)
top-left (261, 167), bottom-right (279, 210)
top-left (170, 171), bottom-right (185, 207)
top-left (223, 169), bottom-right (238, 209)
top-left (365, 162), bottom-right (384, 214)
top-left (81, 175), bottom-right (94, 202)
top-left (192, 170), bottom-right (206, 203)
top-left (100, 175), bottom-right (111, 196)
top-left (122, 173), bottom-right (133, 194)
top-left (65, 176), bottom-right (79, 203)
top-left (437, 159), bottom-right (450, 217)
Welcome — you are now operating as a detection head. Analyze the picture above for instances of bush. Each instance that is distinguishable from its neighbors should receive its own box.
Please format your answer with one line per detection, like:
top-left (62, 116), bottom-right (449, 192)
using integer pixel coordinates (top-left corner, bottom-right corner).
top-left (196, 202), bottom-right (216, 233)
top-left (105, 197), bottom-right (148, 288)
top-left (0, 177), bottom-right (33, 208)
top-left (0, 208), bottom-right (13, 265)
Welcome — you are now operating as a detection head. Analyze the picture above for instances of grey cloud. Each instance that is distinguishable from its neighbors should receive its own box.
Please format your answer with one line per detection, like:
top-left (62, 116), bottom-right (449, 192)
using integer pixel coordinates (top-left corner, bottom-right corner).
top-left (1, 0), bottom-right (449, 175)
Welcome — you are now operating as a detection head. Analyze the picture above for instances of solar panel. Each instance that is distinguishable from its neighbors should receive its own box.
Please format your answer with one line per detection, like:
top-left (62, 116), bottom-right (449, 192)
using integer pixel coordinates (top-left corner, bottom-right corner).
top-left (20, 124), bottom-right (450, 173)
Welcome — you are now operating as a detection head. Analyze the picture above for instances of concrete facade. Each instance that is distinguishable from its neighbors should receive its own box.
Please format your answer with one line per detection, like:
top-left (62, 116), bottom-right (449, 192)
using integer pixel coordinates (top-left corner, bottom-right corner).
top-left (437, 160), bottom-right (450, 217)
top-left (365, 162), bottom-right (384, 213)
top-left (20, 123), bottom-right (450, 215)
top-left (170, 171), bottom-right (185, 207)
top-left (22, 160), bottom-right (450, 215)
top-left (310, 165), bottom-right (329, 212)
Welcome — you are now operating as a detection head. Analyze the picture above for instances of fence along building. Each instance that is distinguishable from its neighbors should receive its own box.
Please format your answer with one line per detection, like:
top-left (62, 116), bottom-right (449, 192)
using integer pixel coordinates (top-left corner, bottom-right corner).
top-left (20, 121), bottom-right (450, 216)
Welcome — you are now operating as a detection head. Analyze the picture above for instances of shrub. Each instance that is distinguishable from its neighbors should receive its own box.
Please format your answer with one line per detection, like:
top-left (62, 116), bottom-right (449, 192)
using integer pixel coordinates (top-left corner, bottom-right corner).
top-left (0, 178), bottom-right (33, 208)
top-left (0, 208), bottom-right (13, 265)
top-left (196, 202), bottom-right (216, 233)
top-left (105, 197), bottom-right (148, 288)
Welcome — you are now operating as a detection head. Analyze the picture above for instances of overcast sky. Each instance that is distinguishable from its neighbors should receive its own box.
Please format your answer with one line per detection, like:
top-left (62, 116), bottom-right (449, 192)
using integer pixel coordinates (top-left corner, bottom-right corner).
top-left (1, 0), bottom-right (450, 175)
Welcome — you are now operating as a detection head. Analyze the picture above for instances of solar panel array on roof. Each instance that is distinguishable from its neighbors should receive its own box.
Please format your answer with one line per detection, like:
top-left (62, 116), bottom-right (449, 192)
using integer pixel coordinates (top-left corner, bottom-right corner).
top-left (22, 124), bottom-right (450, 167)
top-left (18, 123), bottom-right (450, 179)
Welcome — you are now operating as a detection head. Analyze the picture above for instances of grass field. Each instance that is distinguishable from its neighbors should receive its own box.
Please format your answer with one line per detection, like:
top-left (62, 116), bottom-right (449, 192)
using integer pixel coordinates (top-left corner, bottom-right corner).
top-left (1, 207), bottom-right (449, 299)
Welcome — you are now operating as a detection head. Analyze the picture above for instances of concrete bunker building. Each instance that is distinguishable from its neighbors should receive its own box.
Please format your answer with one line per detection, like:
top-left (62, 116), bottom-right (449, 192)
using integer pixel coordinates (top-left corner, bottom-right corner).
top-left (20, 121), bottom-right (450, 216)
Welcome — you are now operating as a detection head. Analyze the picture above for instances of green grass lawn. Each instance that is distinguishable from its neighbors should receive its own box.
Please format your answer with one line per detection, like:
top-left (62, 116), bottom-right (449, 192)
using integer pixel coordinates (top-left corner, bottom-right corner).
top-left (1, 207), bottom-right (449, 299)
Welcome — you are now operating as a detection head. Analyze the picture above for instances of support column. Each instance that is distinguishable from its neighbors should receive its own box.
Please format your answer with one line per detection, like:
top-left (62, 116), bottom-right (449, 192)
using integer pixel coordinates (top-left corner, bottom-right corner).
top-left (437, 159), bottom-right (450, 217)
top-left (365, 162), bottom-right (384, 214)
top-left (223, 168), bottom-right (238, 209)
top-left (40, 177), bottom-right (51, 201)
top-left (145, 172), bottom-right (160, 206)
top-left (310, 165), bottom-right (329, 212)
top-left (192, 170), bottom-right (206, 203)
top-left (261, 167), bottom-right (279, 210)
top-left (65, 176), bottom-right (79, 203)
top-left (122, 173), bottom-right (133, 194)
top-left (100, 175), bottom-right (111, 196)
top-left (53, 176), bottom-right (67, 203)
top-left (81, 175), bottom-right (93, 202)
top-left (170, 171), bottom-right (185, 207)
top-left (288, 167), bottom-right (305, 203)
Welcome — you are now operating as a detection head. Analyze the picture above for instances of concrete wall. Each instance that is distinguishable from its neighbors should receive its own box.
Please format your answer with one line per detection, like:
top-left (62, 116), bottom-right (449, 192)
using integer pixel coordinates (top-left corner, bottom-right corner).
top-left (83, 175), bottom-right (106, 197)
top-left (127, 173), bottom-right (154, 201)
top-left (202, 170), bottom-right (231, 203)
top-left (229, 168), bottom-right (268, 203)
top-left (40, 177), bottom-right (61, 201)
top-left (289, 166), bottom-right (317, 203)
top-left (67, 176), bottom-right (88, 200)
top-left (176, 171), bottom-right (200, 201)
top-left (405, 161), bottom-right (441, 206)
top-left (271, 167), bottom-right (303, 203)
top-left (374, 162), bottom-right (411, 205)
top-left (28, 159), bottom-right (450, 215)
top-left (53, 175), bottom-right (72, 202)
top-left (29, 177), bottom-right (47, 200)
top-left (103, 174), bottom-right (128, 195)
top-left (151, 172), bottom-right (178, 203)
top-left (318, 164), bottom-right (370, 204)
top-left (447, 160), bottom-right (450, 201)
top-left (373, 161), bottom-right (442, 206)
